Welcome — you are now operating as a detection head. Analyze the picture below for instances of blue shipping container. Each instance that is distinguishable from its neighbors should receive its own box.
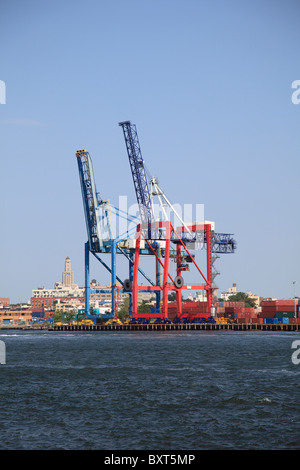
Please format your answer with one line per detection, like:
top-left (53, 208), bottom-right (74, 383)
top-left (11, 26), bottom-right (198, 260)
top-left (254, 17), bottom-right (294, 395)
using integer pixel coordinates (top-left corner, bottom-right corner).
top-left (277, 317), bottom-right (289, 324)
top-left (264, 318), bottom-right (278, 324)
top-left (32, 311), bottom-right (45, 318)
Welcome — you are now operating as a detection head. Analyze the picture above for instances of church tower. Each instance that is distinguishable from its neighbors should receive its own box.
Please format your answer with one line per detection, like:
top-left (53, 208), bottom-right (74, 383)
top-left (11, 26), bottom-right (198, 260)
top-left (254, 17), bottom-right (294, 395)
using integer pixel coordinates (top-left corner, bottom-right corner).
top-left (62, 256), bottom-right (74, 287)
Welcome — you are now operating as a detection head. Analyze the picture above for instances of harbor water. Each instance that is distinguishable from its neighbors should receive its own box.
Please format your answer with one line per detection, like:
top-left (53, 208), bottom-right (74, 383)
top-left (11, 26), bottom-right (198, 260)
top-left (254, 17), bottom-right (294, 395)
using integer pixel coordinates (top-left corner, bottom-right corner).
top-left (0, 329), bottom-right (300, 450)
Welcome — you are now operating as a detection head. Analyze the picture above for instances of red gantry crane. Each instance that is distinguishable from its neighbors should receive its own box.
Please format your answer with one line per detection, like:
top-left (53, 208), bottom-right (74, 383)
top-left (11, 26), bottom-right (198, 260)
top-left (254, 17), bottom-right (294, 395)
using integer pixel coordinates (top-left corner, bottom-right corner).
top-left (119, 121), bottom-right (236, 322)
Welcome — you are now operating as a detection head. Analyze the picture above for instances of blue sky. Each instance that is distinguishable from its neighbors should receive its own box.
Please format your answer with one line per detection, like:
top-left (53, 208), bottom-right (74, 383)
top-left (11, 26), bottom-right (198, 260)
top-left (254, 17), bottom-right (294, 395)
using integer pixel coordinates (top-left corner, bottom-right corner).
top-left (1, 0), bottom-right (300, 303)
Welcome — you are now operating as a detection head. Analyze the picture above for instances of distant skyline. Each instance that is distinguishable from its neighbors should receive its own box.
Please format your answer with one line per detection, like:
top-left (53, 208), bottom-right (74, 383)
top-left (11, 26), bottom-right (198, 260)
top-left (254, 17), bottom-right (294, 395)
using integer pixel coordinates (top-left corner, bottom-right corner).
top-left (1, 0), bottom-right (300, 303)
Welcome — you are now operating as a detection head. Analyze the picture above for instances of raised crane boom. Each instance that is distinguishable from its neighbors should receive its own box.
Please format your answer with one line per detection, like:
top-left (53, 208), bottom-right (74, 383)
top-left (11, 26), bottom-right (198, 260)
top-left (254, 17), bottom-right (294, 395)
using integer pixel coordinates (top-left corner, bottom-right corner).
top-left (119, 121), bottom-right (236, 254)
top-left (119, 121), bottom-right (154, 239)
top-left (76, 149), bottom-right (103, 252)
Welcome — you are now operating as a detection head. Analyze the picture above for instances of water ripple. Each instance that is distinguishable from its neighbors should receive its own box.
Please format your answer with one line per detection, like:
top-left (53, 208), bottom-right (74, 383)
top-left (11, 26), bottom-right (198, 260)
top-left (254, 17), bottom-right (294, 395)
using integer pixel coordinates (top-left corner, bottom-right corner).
top-left (1, 330), bottom-right (300, 450)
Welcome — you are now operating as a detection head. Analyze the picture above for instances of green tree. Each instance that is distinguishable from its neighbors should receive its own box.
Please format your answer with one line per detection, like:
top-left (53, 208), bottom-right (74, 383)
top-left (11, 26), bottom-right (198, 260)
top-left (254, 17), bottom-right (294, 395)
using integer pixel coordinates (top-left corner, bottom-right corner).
top-left (52, 310), bottom-right (76, 324)
top-left (118, 297), bottom-right (130, 321)
top-left (168, 292), bottom-right (176, 302)
top-left (52, 310), bottom-right (64, 323)
top-left (137, 300), bottom-right (151, 313)
top-left (117, 297), bottom-right (154, 319)
top-left (228, 292), bottom-right (256, 308)
top-left (63, 311), bottom-right (77, 323)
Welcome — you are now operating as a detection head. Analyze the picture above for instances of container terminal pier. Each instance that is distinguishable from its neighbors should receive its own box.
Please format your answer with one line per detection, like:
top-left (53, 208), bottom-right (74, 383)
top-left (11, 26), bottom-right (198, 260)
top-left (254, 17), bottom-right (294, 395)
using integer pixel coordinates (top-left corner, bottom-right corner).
top-left (74, 121), bottom-right (238, 327)
top-left (50, 321), bottom-right (300, 332)
top-left (3, 122), bottom-right (298, 331)
top-left (71, 121), bottom-right (298, 330)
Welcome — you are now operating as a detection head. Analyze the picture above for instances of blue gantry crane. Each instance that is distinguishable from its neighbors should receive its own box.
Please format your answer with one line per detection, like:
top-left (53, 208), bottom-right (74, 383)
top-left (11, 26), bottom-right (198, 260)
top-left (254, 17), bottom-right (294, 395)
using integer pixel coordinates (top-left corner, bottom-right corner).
top-left (76, 148), bottom-right (158, 320)
top-left (119, 121), bottom-right (154, 240)
top-left (76, 149), bottom-right (119, 319)
top-left (76, 121), bottom-right (236, 321)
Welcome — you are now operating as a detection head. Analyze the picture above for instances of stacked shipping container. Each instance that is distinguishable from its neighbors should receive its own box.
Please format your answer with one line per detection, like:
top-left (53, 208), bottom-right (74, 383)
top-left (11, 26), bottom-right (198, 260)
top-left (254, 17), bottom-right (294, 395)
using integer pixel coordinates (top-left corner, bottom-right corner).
top-left (134, 299), bottom-right (300, 323)
top-left (215, 301), bottom-right (257, 323)
top-left (258, 299), bottom-right (300, 323)
top-left (168, 302), bottom-right (209, 320)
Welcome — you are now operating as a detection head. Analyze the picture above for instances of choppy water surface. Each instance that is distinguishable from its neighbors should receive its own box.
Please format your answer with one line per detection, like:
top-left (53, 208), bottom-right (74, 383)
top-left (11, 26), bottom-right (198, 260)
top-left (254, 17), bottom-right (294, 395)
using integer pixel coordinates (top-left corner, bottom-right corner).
top-left (0, 329), bottom-right (300, 450)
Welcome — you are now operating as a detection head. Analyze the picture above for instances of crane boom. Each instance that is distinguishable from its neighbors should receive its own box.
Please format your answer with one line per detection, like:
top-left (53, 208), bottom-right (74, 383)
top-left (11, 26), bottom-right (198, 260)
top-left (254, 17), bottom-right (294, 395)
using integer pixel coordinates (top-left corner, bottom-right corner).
top-left (118, 121), bottom-right (236, 254)
top-left (119, 121), bottom-right (154, 239)
top-left (76, 149), bottom-right (103, 252)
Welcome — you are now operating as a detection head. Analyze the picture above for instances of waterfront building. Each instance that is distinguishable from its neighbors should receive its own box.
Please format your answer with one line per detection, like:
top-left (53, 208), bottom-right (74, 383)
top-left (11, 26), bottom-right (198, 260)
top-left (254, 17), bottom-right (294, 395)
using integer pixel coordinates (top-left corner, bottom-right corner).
top-left (245, 290), bottom-right (262, 308)
top-left (30, 257), bottom-right (154, 311)
top-left (89, 280), bottom-right (153, 305)
top-left (31, 256), bottom-right (85, 310)
top-left (62, 256), bottom-right (74, 287)
top-left (0, 297), bottom-right (10, 308)
top-left (221, 283), bottom-right (238, 300)
top-left (0, 309), bottom-right (32, 326)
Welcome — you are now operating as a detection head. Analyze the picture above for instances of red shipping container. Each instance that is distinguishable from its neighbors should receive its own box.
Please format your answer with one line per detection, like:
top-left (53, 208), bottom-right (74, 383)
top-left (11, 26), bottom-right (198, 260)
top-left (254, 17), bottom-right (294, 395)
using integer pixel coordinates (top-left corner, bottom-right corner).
top-left (258, 312), bottom-right (275, 318)
top-left (237, 317), bottom-right (256, 323)
top-left (261, 307), bottom-right (276, 312)
top-left (261, 301), bottom-right (277, 307)
top-left (275, 306), bottom-right (297, 312)
top-left (262, 299), bottom-right (299, 307)
top-left (237, 311), bottom-right (246, 317)
top-left (276, 300), bottom-right (297, 307)
top-left (244, 308), bottom-right (255, 314)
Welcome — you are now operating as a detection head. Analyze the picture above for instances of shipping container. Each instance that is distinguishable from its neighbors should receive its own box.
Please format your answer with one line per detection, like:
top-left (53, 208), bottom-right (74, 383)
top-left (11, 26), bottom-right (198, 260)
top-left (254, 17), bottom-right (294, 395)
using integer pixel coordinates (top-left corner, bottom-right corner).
top-left (275, 306), bottom-right (296, 312)
top-left (261, 306), bottom-right (277, 312)
top-left (258, 312), bottom-right (276, 318)
top-left (237, 318), bottom-right (246, 323)
top-left (275, 312), bottom-right (296, 318)
top-left (277, 318), bottom-right (289, 324)
top-left (244, 308), bottom-right (255, 314)
top-left (224, 312), bottom-right (236, 319)
top-left (276, 300), bottom-right (298, 307)
top-left (264, 318), bottom-right (278, 324)
top-left (261, 301), bottom-right (277, 307)
top-left (261, 300), bottom-right (299, 308)
top-left (222, 302), bottom-right (244, 308)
